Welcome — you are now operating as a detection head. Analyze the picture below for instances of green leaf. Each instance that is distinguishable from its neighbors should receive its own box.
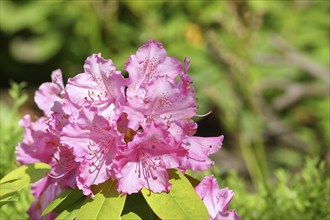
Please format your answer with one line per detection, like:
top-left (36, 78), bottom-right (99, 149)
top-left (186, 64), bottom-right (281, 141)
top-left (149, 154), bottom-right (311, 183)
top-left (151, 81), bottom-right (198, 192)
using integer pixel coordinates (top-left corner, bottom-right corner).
top-left (0, 163), bottom-right (50, 207)
top-left (54, 188), bottom-right (84, 214)
top-left (142, 169), bottom-right (209, 220)
top-left (0, 163), bottom-right (50, 188)
top-left (42, 188), bottom-right (84, 217)
top-left (76, 179), bottom-right (126, 219)
top-left (0, 199), bottom-right (17, 208)
top-left (42, 188), bottom-right (72, 216)
top-left (0, 182), bottom-right (19, 207)
top-left (0, 182), bottom-right (19, 205)
top-left (55, 197), bottom-right (85, 220)
top-left (121, 192), bottom-right (157, 220)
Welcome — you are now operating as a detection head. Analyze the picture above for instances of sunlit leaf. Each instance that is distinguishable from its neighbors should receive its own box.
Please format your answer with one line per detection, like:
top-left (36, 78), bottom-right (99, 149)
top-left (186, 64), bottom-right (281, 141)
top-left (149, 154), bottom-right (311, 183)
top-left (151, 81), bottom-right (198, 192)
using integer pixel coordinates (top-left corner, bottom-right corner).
top-left (0, 163), bottom-right (50, 208)
top-left (42, 188), bottom-right (84, 217)
top-left (42, 188), bottom-right (73, 217)
top-left (142, 169), bottom-right (209, 220)
top-left (54, 188), bottom-right (84, 214)
top-left (55, 197), bottom-right (85, 220)
top-left (0, 163), bottom-right (50, 190)
top-left (0, 182), bottom-right (19, 207)
top-left (76, 179), bottom-right (126, 219)
top-left (0, 182), bottom-right (19, 204)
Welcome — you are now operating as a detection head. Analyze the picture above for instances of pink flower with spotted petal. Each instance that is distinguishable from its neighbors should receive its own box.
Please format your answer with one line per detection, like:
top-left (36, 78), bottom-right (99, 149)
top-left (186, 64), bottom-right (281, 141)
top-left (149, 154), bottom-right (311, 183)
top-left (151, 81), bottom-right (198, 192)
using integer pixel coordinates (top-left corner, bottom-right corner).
top-left (195, 175), bottom-right (241, 220)
top-left (15, 115), bottom-right (57, 165)
top-left (60, 107), bottom-right (125, 197)
top-left (179, 135), bottom-right (224, 171)
top-left (48, 146), bottom-right (78, 189)
top-left (65, 54), bottom-right (126, 119)
top-left (115, 123), bottom-right (185, 194)
top-left (125, 40), bottom-right (182, 87)
top-left (125, 76), bottom-right (197, 129)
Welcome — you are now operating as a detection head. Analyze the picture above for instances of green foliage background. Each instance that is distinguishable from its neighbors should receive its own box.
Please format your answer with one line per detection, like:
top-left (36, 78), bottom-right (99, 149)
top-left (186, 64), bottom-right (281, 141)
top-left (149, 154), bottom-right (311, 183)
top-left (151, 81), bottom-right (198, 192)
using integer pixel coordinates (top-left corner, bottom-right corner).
top-left (0, 0), bottom-right (329, 219)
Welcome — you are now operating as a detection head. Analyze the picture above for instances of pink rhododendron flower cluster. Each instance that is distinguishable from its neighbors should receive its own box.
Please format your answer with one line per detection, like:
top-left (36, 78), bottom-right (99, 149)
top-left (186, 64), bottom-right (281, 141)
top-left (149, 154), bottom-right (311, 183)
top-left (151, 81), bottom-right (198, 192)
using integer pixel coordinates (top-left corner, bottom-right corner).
top-left (15, 40), bottom-right (240, 219)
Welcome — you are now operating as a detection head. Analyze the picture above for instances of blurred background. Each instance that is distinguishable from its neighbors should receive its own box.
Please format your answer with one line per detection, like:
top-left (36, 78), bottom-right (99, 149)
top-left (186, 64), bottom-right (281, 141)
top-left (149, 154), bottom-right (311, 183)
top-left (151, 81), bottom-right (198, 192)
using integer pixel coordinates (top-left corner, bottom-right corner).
top-left (0, 0), bottom-right (329, 219)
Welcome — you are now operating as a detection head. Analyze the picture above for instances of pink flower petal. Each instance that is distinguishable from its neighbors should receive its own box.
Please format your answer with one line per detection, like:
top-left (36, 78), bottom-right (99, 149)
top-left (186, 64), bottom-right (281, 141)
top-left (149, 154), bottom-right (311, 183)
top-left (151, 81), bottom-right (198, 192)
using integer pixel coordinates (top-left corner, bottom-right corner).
top-left (125, 40), bottom-right (181, 87)
top-left (179, 135), bottom-right (223, 171)
top-left (61, 108), bottom-right (124, 197)
top-left (34, 69), bottom-right (64, 117)
top-left (126, 76), bottom-right (197, 128)
top-left (115, 123), bottom-right (183, 194)
top-left (65, 54), bottom-right (125, 118)
top-left (195, 176), bottom-right (241, 220)
top-left (16, 115), bottom-right (57, 165)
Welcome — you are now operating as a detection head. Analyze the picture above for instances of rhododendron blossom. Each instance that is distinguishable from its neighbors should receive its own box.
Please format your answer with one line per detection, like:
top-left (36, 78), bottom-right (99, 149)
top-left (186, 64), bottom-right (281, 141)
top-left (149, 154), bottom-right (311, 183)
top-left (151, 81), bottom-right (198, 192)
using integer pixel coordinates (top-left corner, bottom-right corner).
top-left (195, 175), bottom-right (242, 220)
top-left (115, 122), bottom-right (185, 194)
top-left (15, 40), bottom-right (238, 219)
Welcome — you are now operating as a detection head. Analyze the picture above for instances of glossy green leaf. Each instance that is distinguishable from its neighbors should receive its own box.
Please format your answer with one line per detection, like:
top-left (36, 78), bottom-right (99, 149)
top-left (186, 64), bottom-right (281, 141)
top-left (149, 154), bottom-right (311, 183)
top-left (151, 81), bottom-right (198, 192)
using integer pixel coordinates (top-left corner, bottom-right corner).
top-left (42, 188), bottom-right (84, 217)
top-left (54, 188), bottom-right (84, 214)
top-left (0, 182), bottom-right (19, 206)
top-left (0, 163), bottom-right (50, 188)
top-left (0, 182), bottom-right (19, 207)
top-left (55, 197), bottom-right (85, 220)
top-left (0, 163), bottom-right (50, 207)
top-left (121, 192), bottom-right (157, 220)
top-left (76, 179), bottom-right (126, 219)
top-left (142, 169), bottom-right (209, 220)
top-left (41, 188), bottom-right (72, 217)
